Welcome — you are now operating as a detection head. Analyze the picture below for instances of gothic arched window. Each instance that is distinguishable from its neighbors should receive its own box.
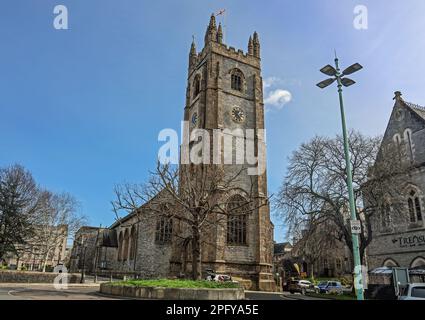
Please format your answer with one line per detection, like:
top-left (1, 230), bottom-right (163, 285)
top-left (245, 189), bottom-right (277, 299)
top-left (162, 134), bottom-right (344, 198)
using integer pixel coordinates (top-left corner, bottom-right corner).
top-left (410, 257), bottom-right (425, 269)
top-left (392, 134), bottom-right (402, 161)
top-left (404, 129), bottom-right (414, 162)
top-left (408, 190), bottom-right (423, 223)
top-left (227, 195), bottom-right (248, 245)
top-left (193, 75), bottom-right (201, 99)
top-left (383, 259), bottom-right (398, 268)
top-left (393, 134), bottom-right (401, 146)
top-left (230, 69), bottom-right (244, 92)
top-left (155, 216), bottom-right (173, 244)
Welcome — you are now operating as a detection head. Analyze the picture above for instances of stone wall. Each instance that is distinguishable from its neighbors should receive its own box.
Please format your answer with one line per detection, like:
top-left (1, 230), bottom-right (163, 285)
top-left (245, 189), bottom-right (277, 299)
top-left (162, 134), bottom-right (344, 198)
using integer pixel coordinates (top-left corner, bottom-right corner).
top-left (111, 212), bottom-right (172, 278)
top-left (0, 270), bottom-right (81, 283)
top-left (100, 282), bottom-right (245, 300)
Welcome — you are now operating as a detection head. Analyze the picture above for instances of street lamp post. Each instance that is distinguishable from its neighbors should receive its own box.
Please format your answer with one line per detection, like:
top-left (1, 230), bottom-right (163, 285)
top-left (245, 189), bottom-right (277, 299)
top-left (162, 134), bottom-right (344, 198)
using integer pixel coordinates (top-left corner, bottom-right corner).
top-left (317, 54), bottom-right (364, 301)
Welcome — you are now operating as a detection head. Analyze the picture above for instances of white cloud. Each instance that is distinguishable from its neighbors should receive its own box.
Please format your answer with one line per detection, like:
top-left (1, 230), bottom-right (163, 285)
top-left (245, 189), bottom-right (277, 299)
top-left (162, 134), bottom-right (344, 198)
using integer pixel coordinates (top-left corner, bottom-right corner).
top-left (264, 89), bottom-right (292, 109)
top-left (263, 76), bottom-right (281, 89)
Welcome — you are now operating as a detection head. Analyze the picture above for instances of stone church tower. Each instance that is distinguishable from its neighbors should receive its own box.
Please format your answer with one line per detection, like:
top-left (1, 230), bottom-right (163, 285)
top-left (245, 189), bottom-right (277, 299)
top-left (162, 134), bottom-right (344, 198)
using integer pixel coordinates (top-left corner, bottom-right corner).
top-left (170, 15), bottom-right (275, 291)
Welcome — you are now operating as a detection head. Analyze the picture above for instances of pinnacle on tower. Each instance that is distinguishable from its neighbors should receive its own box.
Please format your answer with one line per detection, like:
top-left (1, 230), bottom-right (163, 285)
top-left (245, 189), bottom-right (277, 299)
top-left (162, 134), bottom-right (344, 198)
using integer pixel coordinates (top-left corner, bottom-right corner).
top-left (248, 36), bottom-right (253, 55)
top-left (217, 23), bottom-right (223, 44)
top-left (189, 39), bottom-right (197, 68)
top-left (190, 39), bottom-right (196, 55)
top-left (253, 31), bottom-right (259, 42)
top-left (253, 31), bottom-right (260, 58)
top-left (204, 14), bottom-right (217, 45)
top-left (209, 13), bottom-right (217, 29)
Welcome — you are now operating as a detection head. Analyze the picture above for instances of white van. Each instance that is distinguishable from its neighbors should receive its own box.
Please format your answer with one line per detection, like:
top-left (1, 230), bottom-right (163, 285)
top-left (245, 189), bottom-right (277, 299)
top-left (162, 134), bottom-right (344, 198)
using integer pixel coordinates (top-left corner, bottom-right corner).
top-left (398, 283), bottom-right (425, 300)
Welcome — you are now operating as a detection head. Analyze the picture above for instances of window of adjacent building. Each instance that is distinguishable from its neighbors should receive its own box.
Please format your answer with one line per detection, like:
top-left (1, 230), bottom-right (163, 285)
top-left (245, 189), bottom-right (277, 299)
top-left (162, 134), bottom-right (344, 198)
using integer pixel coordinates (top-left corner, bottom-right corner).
top-left (227, 195), bottom-right (248, 245)
top-left (408, 190), bottom-right (423, 223)
top-left (230, 69), bottom-right (244, 92)
top-left (383, 259), bottom-right (398, 268)
top-left (393, 134), bottom-right (402, 161)
top-left (336, 259), bottom-right (342, 270)
top-left (155, 216), bottom-right (173, 244)
top-left (411, 257), bottom-right (425, 269)
top-left (404, 129), bottom-right (414, 162)
top-left (393, 134), bottom-right (401, 146)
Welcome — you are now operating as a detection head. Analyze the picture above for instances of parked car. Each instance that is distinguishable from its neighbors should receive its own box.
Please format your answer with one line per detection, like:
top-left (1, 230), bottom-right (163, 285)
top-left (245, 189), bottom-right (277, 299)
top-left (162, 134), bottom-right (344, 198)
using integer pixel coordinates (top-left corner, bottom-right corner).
top-left (288, 279), bottom-right (317, 295)
top-left (398, 283), bottom-right (425, 300)
top-left (317, 281), bottom-right (343, 295)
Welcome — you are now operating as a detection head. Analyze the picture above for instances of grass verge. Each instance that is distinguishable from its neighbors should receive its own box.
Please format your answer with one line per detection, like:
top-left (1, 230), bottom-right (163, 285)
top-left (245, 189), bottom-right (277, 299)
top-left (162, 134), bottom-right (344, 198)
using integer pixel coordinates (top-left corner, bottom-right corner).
top-left (109, 279), bottom-right (240, 289)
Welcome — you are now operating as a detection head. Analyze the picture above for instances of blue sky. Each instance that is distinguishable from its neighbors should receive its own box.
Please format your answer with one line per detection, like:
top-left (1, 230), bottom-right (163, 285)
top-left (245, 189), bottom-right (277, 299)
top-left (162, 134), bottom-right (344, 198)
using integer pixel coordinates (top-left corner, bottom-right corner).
top-left (1, 1), bottom-right (425, 242)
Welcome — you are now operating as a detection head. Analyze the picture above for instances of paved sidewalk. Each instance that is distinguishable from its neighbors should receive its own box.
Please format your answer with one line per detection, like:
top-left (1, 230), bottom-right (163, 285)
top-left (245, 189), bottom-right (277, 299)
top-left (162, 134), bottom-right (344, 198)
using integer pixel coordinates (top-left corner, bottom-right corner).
top-left (0, 283), bottom-right (118, 300)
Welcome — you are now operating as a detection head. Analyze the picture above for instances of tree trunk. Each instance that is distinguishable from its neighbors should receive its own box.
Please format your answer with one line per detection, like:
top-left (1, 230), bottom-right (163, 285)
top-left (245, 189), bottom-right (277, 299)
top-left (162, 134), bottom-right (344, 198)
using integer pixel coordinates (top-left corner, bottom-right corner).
top-left (310, 263), bottom-right (315, 281)
top-left (42, 248), bottom-right (51, 272)
top-left (191, 227), bottom-right (201, 280)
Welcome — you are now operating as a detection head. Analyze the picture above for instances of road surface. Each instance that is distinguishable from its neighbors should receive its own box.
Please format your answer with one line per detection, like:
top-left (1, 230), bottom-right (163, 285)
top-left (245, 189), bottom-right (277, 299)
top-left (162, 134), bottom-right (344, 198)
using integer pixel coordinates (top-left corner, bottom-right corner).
top-left (245, 291), bottom-right (325, 300)
top-left (0, 283), bottom-right (118, 300)
top-left (0, 284), bottom-right (324, 300)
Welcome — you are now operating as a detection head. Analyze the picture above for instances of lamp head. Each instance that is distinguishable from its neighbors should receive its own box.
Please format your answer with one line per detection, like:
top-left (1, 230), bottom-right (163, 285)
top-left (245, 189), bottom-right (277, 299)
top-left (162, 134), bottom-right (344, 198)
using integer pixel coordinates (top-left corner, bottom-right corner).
top-left (316, 78), bottom-right (336, 89)
top-left (342, 63), bottom-right (363, 76)
top-left (341, 77), bottom-right (356, 87)
top-left (320, 65), bottom-right (337, 77)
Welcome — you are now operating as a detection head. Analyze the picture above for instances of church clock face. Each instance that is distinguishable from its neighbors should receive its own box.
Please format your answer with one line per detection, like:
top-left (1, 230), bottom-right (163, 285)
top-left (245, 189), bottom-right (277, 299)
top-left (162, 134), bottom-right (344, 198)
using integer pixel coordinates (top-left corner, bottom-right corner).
top-left (231, 107), bottom-right (245, 123)
top-left (191, 112), bottom-right (198, 125)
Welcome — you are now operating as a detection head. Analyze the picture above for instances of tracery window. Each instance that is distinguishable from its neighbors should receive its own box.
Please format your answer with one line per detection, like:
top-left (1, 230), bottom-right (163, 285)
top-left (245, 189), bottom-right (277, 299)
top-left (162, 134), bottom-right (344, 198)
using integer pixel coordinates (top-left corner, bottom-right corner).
top-left (408, 190), bottom-right (423, 223)
top-left (227, 195), bottom-right (248, 245)
top-left (155, 216), bottom-right (173, 244)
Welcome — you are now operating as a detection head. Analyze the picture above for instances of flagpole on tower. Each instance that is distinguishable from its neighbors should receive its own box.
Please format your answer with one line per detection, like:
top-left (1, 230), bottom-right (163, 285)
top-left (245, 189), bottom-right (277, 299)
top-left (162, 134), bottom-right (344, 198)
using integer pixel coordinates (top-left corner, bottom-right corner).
top-left (216, 9), bottom-right (227, 43)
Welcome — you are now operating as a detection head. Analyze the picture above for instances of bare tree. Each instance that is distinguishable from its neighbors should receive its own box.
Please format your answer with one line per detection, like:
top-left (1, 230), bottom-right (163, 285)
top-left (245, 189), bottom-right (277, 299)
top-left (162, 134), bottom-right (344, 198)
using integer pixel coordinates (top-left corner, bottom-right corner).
top-left (0, 165), bottom-right (43, 263)
top-left (112, 162), bottom-right (268, 280)
top-left (34, 191), bottom-right (86, 272)
top-left (275, 131), bottom-right (405, 265)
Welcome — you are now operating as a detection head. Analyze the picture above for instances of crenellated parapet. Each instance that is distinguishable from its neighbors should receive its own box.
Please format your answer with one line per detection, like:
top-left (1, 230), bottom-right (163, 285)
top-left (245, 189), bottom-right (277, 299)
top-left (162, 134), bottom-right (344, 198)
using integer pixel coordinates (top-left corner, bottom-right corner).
top-left (189, 14), bottom-right (261, 74)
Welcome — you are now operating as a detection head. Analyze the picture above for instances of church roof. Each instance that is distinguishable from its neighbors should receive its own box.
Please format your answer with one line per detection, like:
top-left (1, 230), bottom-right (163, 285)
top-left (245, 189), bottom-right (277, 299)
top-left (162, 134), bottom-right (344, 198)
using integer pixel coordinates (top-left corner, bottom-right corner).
top-left (375, 92), bottom-right (425, 165)
top-left (403, 101), bottom-right (425, 121)
top-left (109, 188), bottom-right (170, 229)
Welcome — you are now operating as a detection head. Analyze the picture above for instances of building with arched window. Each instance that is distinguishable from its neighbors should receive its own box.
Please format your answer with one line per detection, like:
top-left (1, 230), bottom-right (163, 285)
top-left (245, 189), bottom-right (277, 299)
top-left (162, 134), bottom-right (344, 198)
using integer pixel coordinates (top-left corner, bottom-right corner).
top-left (67, 16), bottom-right (275, 291)
top-left (366, 92), bottom-right (425, 272)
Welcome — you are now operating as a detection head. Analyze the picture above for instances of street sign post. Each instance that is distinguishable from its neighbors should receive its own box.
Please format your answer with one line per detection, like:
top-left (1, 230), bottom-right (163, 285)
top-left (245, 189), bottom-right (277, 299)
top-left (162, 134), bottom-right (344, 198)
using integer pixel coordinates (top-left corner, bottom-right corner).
top-left (351, 220), bottom-right (361, 234)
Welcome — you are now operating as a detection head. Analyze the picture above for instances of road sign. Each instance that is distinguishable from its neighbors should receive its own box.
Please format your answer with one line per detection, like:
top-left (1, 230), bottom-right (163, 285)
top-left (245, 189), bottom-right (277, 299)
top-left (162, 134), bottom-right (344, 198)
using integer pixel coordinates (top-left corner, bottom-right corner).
top-left (351, 220), bottom-right (361, 234)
